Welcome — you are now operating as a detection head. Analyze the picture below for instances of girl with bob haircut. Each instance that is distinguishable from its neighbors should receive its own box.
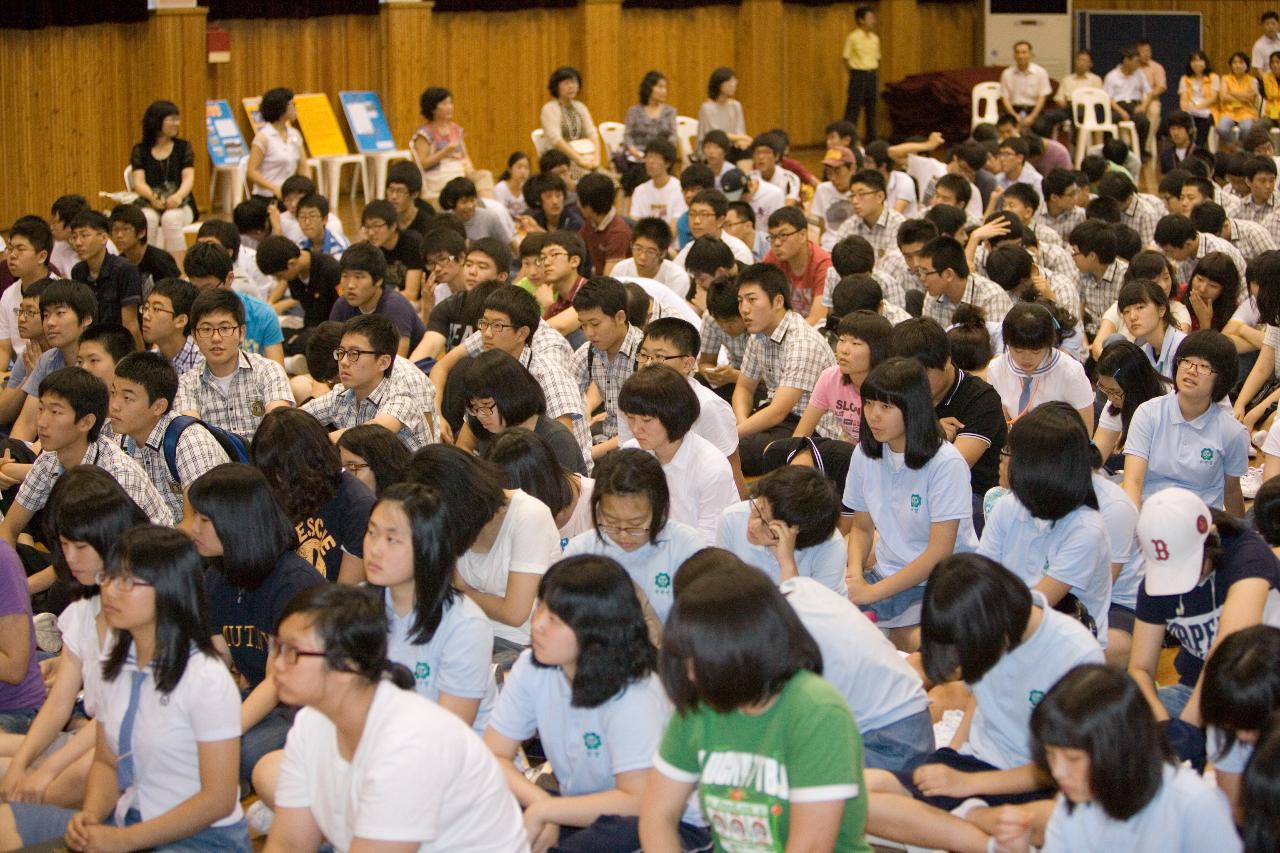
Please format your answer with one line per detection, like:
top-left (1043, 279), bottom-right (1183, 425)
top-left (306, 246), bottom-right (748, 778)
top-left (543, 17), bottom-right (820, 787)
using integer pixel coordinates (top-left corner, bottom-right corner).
top-left (619, 365), bottom-right (737, 545)
top-left (642, 550), bottom-right (870, 852)
top-left (844, 357), bottom-right (979, 650)
top-left (263, 584), bottom-right (526, 852)
top-left (991, 665), bottom-right (1239, 853)
top-left (1201, 625), bottom-right (1280, 819)
top-left (405, 444), bottom-right (561, 658)
top-left (335, 423), bottom-right (410, 496)
top-left (563, 448), bottom-right (702, 623)
top-left (1186, 251), bottom-right (1243, 332)
top-left (862, 553), bottom-right (1102, 853)
top-left (495, 151), bottom-right (530, 218)
top-left (484, 426), bottom-right (596, 543)
top-left (0, 468), bottom-right (146, 808)
top-left (1116, 279), bottom-right (1187, 376)
top-left (252, 408), bottom-right (375, 585)
top-left (186, 463), bottom-right (324, 785)
top-left (1123, 329), bottom-right (1248, 514)
top-left (0, 526), bottom-right (250, 850)
top-left (697, 67), bottom-right (751, 158)
top-left (985, 302), bottom-right (1095, 435)
top-left (1242, 712), bottom-right (1280, 853)
top-left (485, 555), bottom-right (707, 852)
top-left (1092, 339), bottom-right (1174, 461)
top-left (1128, 487), bottom-right (1278, 773)
top-left (363, 482), bottom-right (495, 729)
top-left (979, 402), bottom-right (1112, 642)
top-left (1091, 249), bottom-right (1189, 359)
top-left (460, 348), bottom-right (587, 476)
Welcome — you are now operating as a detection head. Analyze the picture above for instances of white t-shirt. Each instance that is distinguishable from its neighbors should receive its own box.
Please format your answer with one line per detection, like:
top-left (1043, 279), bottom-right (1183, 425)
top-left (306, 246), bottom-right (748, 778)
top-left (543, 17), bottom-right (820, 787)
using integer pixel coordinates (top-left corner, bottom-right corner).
top-left (780, 577), bottom-right (930, 732)
top-left (1041, 764), bottom-right (1240, 853)
top-left (986, 351), bottom-right (1096, 423)
top-left (456, 489), bottom-right (561, 646)
top-left (251, 123), bottom-right (305, 197)
top-left (672, 231), bottom-right (754, 268)
top-left (1231, 296), bottom-right (1260, 328)
top-left (1093, 473), bottom-right (1145, 611)
top-left (57, 596), bottom-right (106, 718)
top-left (234, 246), bottom-right (274, 302)
top-left (617, 375), bottom-right (738, 457)
top-left (276, 680), bottom-right (527, 853)
top-left (886, 170), bottom-right (918, 218)
top-left (625, 432), bottom-right (738, 545)
top-left (748, 179), bottom-right (786, 233)
top-left (811, 182), bottom-right (855, 250)
top-left (99, 651), bottom-right (244, 827)
top-left (281, 211), bottom-right (348, 246)
top-left (612, 261), bottom-right (692, 300)
top-left (0, 282), bottom-right (25, 356)
top-left (614, 274), bottom-right (702, 326)
top-left (384, 589), bottom-right (496, 733)
top-left (630, 177), bottom-right (688, 225)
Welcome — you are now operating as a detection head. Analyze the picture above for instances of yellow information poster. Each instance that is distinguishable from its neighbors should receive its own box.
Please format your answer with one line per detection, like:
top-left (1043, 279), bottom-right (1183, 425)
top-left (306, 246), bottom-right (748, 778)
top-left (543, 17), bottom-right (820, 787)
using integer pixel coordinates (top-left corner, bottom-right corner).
top-left (241, 96), bottom-right (264, 133)
top-left (293, 93), bottom-right (351, 158)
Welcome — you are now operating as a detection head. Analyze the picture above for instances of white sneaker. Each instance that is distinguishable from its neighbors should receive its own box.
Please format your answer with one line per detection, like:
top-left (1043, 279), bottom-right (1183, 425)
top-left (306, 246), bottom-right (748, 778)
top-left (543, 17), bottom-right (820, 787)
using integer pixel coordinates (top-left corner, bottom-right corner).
top-left (33, 612), bottom-right (61, 654)
top-left (1242, 466), bottom-right (1265, 500)
top-left (245, 800), bottom-right (274, 836)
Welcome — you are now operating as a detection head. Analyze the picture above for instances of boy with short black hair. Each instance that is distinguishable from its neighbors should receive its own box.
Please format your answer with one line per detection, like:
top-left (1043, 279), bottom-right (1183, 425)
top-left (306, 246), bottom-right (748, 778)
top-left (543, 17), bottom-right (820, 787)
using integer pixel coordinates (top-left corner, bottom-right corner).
top-left (49, 194), bottom-right (113, 275)
top-left (68, 210), bottom-right (142, 347)
top-left (385, 161), bottom-right (435, 237)
top-left (750, 132), bottom-right (801, 204)
top-left (143, 277), bottom-right (202, 374)
top-left (360, 199), bottom-right (424, 300)
top-left (184, 241), bottom-right (285, 364)
top-left (422, 225), bottom-right (468, 309)
top-left (277, 175), bottom-right (351, 246)
top-left (233, 199), bottom-right (270, 250)
top-left (833, 168), bottom-right (905, 259)
top-left (675, 163), bottom-right (716, 249)
top-left (254, 234), bottom-right (341, 330)
top-left (700, 130), bottom-right (734, 183)
top-left (570, 277), bottom-right (643, 456)
top-left (763, 206), bottom-right (832, 325)
top-left (698, 276), bottom-right (750, 398)
top-left (1040, 168), bottom-right (1087, 241)
top-left (7, 281), bottom-right (97, 444)
top-left (0, 280), bottom-right (49, 427)
top-left (301, 313), bottom-right (433, 450)
top-left (609, 218), bottom-right (690, 297)
top-left (576, 172), bottom-right (630, 276)
top-left (330, 242), bottom-right (424, 356)
top-left (173, 288), bottom-right (295, 438)
top-left (462, 239), bottom-right (512, 290)
top-left (438, 177), bottom-right (514, 246)
top-left (540, 230), bottom-right (592, 337)
top-left (630, 139), bottom-right (687, 227)
top-left (196, 219), bottom-right (274, 303)
top-left (77, 321), bottom-right (135, 387)
top-left (0, 217), bottom-right (54, 366)
top-left (110, 351), bottom-right (232, 523)
top-left (295, 193), bottom-right (349, 260)
top-left (107, 205), bottom-right (180, 295)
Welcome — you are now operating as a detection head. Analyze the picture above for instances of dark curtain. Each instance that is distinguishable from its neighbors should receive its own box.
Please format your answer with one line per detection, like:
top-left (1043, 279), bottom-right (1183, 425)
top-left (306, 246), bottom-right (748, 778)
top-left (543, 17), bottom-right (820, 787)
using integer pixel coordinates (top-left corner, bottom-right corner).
top-left (434, 0), bottom-right (576, 10)
top-left (622, 0), bottom-right (738, 7)
top-left (0, 1), bottom-right (148, 29)
top-left (201, 0), bottom-right (379, 20)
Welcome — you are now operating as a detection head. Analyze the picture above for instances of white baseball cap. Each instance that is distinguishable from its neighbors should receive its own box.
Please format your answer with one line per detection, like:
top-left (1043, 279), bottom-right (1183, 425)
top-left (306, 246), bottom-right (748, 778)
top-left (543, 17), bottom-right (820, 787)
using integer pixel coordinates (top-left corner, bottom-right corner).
top-left (1136, 487), bottom-right (1213, 596)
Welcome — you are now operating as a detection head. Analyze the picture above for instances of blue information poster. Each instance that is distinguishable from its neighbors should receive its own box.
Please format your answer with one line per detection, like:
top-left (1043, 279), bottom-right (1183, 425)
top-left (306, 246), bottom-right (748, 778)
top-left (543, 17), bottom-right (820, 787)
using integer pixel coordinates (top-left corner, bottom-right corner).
top-left (205, 100), bottom-right (247, 167)
top-left (339, 91), bottom-right (397, 153)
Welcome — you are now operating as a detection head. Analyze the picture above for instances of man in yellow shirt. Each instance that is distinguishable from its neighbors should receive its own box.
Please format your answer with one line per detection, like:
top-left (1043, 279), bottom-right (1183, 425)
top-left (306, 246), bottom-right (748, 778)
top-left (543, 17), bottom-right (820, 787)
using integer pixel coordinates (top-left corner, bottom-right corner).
top-left (843, 6), bottom-right (881, 142)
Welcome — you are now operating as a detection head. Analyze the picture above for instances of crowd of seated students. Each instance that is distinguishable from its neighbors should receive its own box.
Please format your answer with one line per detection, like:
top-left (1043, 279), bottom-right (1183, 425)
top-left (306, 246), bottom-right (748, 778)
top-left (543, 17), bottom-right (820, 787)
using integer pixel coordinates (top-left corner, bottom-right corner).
top-left (13, 22), bottom-right (1280, 850)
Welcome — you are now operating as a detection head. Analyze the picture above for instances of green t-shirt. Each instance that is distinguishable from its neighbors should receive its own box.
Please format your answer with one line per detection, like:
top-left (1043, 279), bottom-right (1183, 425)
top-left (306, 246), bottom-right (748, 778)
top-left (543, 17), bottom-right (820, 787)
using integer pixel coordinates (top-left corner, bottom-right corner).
top-left (656, 671), bottom-right (870, 853)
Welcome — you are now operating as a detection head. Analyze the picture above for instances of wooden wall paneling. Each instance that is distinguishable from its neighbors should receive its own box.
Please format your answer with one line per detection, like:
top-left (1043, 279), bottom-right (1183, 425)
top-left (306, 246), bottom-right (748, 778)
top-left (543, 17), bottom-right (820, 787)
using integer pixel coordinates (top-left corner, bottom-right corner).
top-left (150, 9), bottom-right (211, 213)
top-left (580, 0), bottom-right (625, 126)
top-left (737, 0), bottom-right (786, 135)
top-left (380, 1), bottom-right (434, 149)
top-left (780, 3), bottom-right (858, 148)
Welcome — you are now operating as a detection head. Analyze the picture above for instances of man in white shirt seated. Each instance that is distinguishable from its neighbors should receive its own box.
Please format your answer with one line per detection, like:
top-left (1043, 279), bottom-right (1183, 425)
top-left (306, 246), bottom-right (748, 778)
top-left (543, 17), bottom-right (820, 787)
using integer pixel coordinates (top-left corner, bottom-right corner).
top-left (1254, 9), bottom-right (1280, 72)
top-left (629, 139), bottom-right (687, 229)
top-left (609, 218), bottom-right (690, 297)
top-left (999, 40), bottom-right (1053, 135)
top-left (749, 132), bottom-right (801, 205)
top-left (812, 146), bottom-right (860, 250)
top-left (1037, 49), bottom-right (1103, 138)
top-left (993, 136), bottom-right (1042, 195)
top-left (1103, 46), bottom-right (1154, 152)
top-left (673, 190), bottom-right (754, 268)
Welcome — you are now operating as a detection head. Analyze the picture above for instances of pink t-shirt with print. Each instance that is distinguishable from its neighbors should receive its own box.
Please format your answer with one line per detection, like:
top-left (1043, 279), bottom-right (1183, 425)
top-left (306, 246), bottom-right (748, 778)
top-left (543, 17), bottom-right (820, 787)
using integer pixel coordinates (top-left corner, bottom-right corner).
top-left (808, 364), bottom-right (861, 442)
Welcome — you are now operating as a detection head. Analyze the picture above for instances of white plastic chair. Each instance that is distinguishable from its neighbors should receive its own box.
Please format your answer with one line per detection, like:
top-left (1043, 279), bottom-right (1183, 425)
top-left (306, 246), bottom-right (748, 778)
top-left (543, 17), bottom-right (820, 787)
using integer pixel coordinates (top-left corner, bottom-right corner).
top-left (531, 128), bottom-right (549, 157)
top-left (598, 121), bottom-right (625, 160)
top-left (317, 153), bottom-right (368, 208)
top-left (1071, 87), bottom-right (1120, 167)
top-left (364, 150), bottom-right (412, 200)
top-left (971, 82), bottom-right (1001, 132)
top-left (675, 114), bottom-right (698, 166)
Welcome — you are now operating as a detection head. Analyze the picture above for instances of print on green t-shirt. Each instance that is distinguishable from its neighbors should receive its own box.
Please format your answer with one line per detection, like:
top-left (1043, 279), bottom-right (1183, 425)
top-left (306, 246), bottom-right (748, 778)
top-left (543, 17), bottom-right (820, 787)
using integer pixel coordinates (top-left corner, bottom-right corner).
top-left (659, 670), bottom-right (871, 853)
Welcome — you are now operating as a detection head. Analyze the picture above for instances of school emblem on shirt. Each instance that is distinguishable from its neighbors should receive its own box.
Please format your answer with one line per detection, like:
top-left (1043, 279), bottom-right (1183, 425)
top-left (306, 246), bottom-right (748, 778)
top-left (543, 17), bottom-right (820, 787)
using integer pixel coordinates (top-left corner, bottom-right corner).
top-left (1029, 689), bottom-right (1045, 706)
top-left (415, 662), bottom-right (430, 681)
top-left (251, 399), bottom-right (265, 417)
top-left (909, 493), bottom-right (922, 512)
top-left (1200, 447), bottom-right (1214, 463)
top-left (655, 572), bottom-right (671, 590)
top-left (583, 732), bottom-right (602, 751)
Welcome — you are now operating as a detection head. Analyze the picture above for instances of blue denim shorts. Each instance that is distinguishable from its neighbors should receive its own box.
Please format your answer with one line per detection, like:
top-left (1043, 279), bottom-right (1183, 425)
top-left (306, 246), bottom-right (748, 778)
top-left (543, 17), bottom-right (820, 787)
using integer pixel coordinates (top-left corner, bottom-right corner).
top-left (863, 708), bottom-right (936, 774)
top-left (865, 572), bottom-right (925, 629)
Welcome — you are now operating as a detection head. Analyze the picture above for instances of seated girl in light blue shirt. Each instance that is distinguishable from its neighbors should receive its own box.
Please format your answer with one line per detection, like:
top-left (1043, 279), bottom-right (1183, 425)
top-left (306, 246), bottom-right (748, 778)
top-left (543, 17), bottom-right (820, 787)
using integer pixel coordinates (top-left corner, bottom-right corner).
top-left (980, 402), bottom-right (1113, 646)
top-left (993, 665), bottom-right (1239, 853)
top-left (1122, 329), bottom-right (1249, 514)
top-left (844, 357), bottom-right (979, 650)
top-left (363, 483), bottom-right (496, 732)
top-left (862, 553), bottom-right (1103, 853)
top-left (483, 555), bottom-right (708, 852)
top-left (716, 465), bottom-right (848, 594)
top-left (562, 449), bottom-right (703, 623)
top-left (1117, 278), bottom-right (1187, 378)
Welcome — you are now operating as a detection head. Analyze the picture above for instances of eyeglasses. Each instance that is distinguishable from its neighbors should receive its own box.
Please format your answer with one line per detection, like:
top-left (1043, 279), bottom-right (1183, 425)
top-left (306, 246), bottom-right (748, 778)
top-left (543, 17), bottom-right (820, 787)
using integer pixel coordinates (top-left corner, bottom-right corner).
top-left (916, 268), bottom-right (939, 278)
top-left (767, 229), bottom-right (803, 244)
top-left (141, 304), bottom-right (174, 317)
top-left (333, 348), bottom-right (379, 363)
top-left (600, 522), bottom-right (650, 539)
top-left (688, 209), bottom-right (717, 220)
top-left (747, 496), bottom-right (778, 539)
top-left (94, 571), bottom-right (153, 591)
top-left (1177, 358), bottom-right (1217, 376)
top-left (270, 638), bottom-right (327, 667)
top-left (538, 250), bottom-right (570, 265)
top-left (194, 324), bottom-right (240, 340)
top-left (850, 189), bottom-right (881, 199)
top-left (636, 351), bottom-right (686, 367)
top-left (15, 308), bottom-right (39, 319)
top-left (629, 245), bottom-right (661, 259)
top-left (296, 212), bottom-right (324, 224)
top-left (466, 401), bottom-right (498, 417)
top-left (476, 319), bottom-right (513, 333)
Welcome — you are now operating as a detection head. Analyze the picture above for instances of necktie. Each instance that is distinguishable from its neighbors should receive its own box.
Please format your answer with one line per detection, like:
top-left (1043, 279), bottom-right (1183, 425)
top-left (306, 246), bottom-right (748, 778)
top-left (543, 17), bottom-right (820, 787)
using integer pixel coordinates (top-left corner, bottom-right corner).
top-left (116, 670), bottom-right (147, 791)
top-left (1017, 375), bottom-right (1034, 414)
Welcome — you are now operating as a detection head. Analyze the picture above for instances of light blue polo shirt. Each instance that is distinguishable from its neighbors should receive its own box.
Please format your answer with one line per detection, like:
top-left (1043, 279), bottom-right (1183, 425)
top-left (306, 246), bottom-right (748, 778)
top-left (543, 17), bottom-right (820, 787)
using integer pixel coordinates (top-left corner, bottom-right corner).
top-left (843, 441), bottom-right (979, 579)
top-left (384, 588), bottom-right (496, 733)
top-left (236, 291), bottom-right (284, 354)
top-left (962, 593), bottom-right (1104, 770)
top-left (1124, 392), bottom-right (1249, 509)
top-left (563, 521), bottom-right (704, 622)
top-left (715, 501), bottom-right (848, 595)
top-left (978, 496), bottom-right (1113, 646)
top-left (488, 651), bottom-right (701, 825)
top-left (1092, 474), bottom-right (1144, 611)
